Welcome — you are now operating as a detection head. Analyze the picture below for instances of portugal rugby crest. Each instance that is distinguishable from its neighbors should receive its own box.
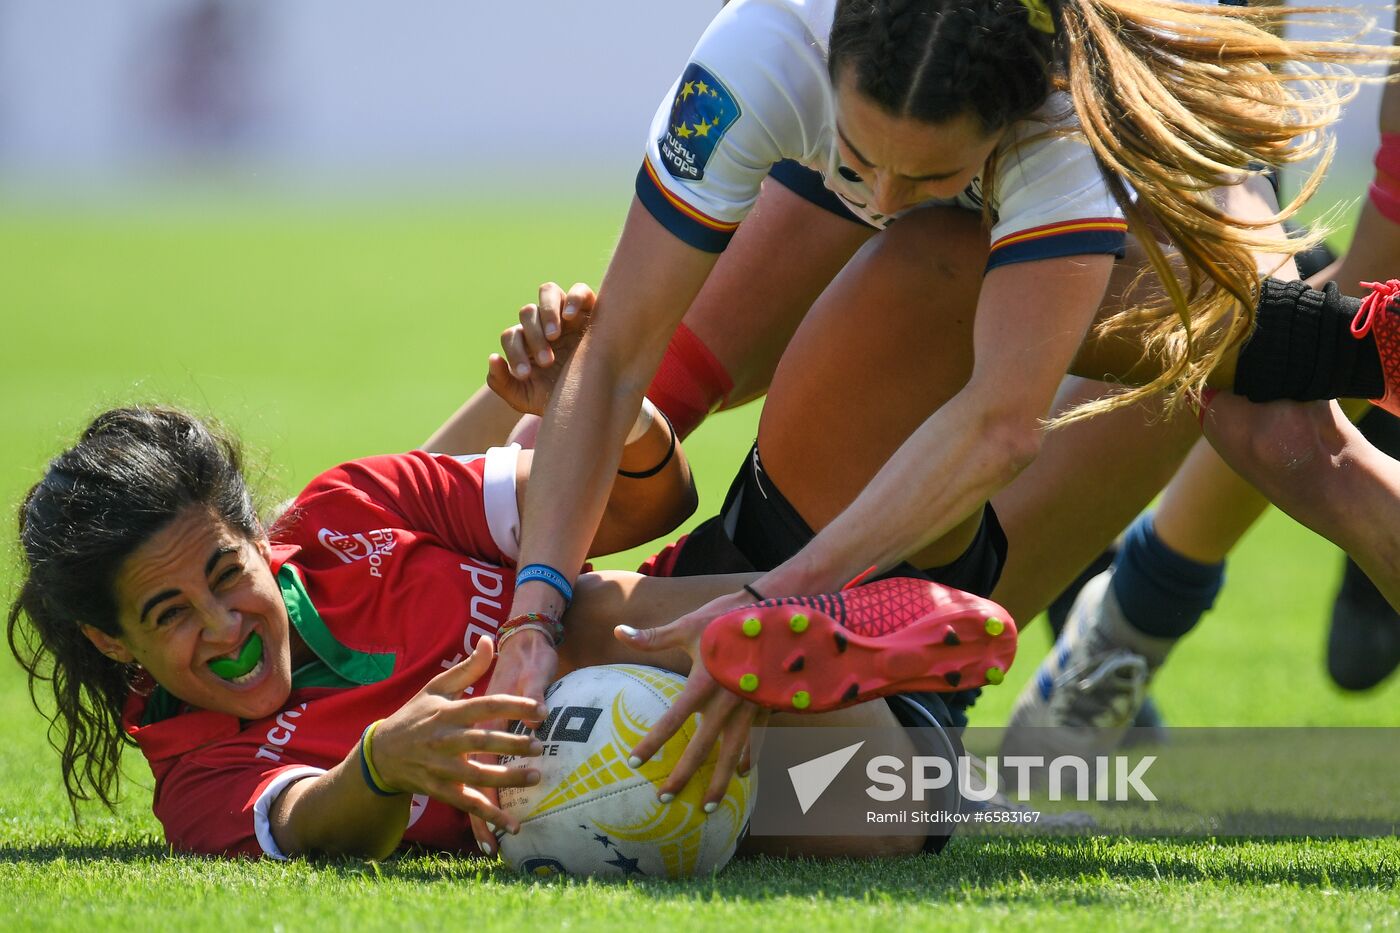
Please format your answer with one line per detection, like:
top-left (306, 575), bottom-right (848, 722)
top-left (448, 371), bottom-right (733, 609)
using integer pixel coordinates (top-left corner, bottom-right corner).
top-left (657, 62), bottom-right (741, 183)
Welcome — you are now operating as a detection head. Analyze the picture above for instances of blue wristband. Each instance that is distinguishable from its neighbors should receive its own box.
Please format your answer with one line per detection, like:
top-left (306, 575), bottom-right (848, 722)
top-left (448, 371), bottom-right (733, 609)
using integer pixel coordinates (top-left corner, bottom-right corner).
top-left (515, 563), bottom-right (574, 605)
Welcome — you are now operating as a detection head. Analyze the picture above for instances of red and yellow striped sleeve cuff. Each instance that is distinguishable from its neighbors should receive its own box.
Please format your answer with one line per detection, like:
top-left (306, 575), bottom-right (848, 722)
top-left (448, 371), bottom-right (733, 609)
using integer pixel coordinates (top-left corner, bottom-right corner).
top-left (986, 217), bottom-right (1128, 272)
top-left (636, 159), bottom-right (742, 253)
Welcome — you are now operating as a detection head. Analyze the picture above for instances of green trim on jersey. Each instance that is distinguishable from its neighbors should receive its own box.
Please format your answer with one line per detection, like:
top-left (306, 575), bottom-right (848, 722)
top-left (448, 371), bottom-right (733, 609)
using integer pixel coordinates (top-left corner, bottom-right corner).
top-left (289, 660), bottom-right (357, 691)
top-left (279, 563), bottom-right (396, 685)
top-left (138, 564), bottom-right (392, 726)
top-left (141, 687), bottom-right (183, 726)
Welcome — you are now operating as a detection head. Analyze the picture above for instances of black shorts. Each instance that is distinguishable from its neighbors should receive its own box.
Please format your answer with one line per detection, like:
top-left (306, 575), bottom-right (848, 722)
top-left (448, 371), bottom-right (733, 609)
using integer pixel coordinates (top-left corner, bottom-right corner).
top-left (665, 442), bottom-right (1008, 728)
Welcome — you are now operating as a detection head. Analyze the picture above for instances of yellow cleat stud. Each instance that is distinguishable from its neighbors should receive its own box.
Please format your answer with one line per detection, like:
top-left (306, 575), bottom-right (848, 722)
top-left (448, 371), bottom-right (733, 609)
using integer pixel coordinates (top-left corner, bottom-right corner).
top-left (984, 617), bottom-right (1005, 637)
top-left (739, 673), bottom-right (759, 692)
top-left (985, 666), bottom-right (1004, 685)
top-left (792, 690), bottom-right (811, 710)
top-left (789, 613), bottom-right (809, 633)
top-left (742, 617), bottom-right (762, 637)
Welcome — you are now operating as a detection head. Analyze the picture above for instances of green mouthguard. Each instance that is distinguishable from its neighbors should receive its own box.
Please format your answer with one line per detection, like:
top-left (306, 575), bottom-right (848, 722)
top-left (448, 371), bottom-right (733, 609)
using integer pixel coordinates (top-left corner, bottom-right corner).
top-left (209, 633), bottom-right (264, 680)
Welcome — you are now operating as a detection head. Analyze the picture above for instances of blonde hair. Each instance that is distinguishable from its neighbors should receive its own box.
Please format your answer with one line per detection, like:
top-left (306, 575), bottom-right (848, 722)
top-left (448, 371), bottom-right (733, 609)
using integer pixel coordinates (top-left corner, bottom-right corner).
top-left (1058, 0), bottom-right (1388, 421)
top-left (829, 0), bottom-right (1394, 421)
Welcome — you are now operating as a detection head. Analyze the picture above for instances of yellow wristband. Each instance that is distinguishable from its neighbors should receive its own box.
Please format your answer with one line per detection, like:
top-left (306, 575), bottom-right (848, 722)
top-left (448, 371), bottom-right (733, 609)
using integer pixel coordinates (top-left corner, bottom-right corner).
top-left (361, 719), bottom-right (400, 795)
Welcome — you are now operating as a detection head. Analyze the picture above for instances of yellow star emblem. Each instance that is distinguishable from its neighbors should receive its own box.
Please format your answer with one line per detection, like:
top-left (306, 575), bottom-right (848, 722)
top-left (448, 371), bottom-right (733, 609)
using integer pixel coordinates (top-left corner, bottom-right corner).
top-left (675, 124), bottom-right (693, 139)
top-left (695, 80), bottom-right (709, 96)
top-left (680, 82), bottom-right (695, 101)
top-left (692, 120), bottom-right (711, 137)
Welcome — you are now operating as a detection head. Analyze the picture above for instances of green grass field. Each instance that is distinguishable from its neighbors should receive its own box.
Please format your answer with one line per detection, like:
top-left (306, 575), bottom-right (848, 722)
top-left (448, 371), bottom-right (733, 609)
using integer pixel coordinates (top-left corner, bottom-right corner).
top-left (1, 200), bottom-right (1398, 930)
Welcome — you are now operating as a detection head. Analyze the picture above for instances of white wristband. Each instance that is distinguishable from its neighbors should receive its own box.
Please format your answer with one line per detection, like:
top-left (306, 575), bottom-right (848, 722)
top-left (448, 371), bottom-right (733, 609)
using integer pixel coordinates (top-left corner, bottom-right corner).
top-left (626, 397), bottom-right (658, 445)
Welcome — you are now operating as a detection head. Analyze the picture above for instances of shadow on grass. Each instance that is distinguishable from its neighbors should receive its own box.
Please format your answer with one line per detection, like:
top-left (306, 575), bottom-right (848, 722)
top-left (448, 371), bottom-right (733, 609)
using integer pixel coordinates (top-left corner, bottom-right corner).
top-left (2, 835), bottom-right (1392, 903)
top-left (372, 835), bottom-right (1398, 899)
top-left (0, 839), bottom-right (169, 864)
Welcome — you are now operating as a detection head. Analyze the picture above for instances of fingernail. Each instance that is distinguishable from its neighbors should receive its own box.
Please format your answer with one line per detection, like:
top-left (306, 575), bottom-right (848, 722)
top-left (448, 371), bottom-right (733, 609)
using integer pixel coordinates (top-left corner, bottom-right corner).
top-left (530, 741), bottom-right (544, 755)
top-left (515, 363), bottom-right (530, 378)
top-left (486, 822), bottom-right (498, 834)
top-left (658, 792), bottom-right (674, 804)
top-left (537, 352), bottom-right (551, 365)
top-left (545, 323), bottom-right (560, 338)
top-left (617, 625), bottom-right (639, 639)
top-left (703, 801), bottom-right (718, 814)
top-left (526, 769), bottom-right (541, 784)
top-left (563, 303), bottom-right (577, 318)
top-left (481, 839), bottom-right (495, 855)
top-left (628, 755), bottom-right (644, 769)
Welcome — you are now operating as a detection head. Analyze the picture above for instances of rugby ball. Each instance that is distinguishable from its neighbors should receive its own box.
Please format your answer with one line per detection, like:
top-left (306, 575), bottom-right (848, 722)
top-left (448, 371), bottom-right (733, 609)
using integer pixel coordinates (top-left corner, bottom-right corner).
top-left (497, 664), bottom-right (754, 878)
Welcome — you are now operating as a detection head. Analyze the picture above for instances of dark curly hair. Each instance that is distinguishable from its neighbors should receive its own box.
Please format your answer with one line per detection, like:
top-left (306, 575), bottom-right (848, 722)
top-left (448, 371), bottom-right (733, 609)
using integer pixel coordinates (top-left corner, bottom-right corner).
top-left (7, 407), bottom-right (259, 815)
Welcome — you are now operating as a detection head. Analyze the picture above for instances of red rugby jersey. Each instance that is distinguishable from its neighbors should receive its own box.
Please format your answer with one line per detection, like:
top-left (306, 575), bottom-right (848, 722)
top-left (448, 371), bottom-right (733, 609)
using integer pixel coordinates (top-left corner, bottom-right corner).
top-left (122, 447), bottom-right (523, 858)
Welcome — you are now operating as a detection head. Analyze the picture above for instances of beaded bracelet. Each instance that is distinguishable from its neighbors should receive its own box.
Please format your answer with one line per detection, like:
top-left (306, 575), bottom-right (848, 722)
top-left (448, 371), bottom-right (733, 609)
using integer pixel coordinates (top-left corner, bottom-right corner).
top-left (358, 720), bottom-right (401, 797)
top-left (498, 611), bottom-right (565, 649)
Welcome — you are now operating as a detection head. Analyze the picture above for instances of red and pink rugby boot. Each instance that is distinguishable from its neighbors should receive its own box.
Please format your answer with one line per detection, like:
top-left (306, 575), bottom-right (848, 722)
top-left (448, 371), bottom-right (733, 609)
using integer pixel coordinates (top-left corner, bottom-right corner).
top-left (699, 576), bottom-right (1017, 713)
top-left (1353, 280), bottom-right (1400, 417)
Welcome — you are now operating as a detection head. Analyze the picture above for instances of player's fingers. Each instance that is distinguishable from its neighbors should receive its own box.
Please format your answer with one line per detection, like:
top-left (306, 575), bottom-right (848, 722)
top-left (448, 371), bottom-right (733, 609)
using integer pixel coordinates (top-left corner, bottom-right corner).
top-left (453, 693), bottom-right (548, 726)
top-left (464, 759), bottom-right (541, 788)
top-left (563, 282), bottom-right (595, 324)
top-left (444, 785), bottom-right (516, 846)
top-left (487, 352), bottom-right (510, 386)
top-left (702, 707), bottom-right (751, 810)
top-left (427, 637), bottom-right (495, 697)
top-left (657, 694), bottom-right (730, 799)
top-left (486, 354), bottom-right (523, 408)
top-left (614, 619), bottom-right (688, 653)
top-left (469, 813), bottom-right (501, 856)
top-left (501, 325), bottom-right (533, 378)
top-left (739, 708), bottom-right (770, 777)
top-left (628, 679), bottom-right (707, 767)
top-left (441, 724), bottom-right (541, 758)
top-left (518, 302), bottom-right (554, 367)
top-left (537, 281), bottom-right (566, 340)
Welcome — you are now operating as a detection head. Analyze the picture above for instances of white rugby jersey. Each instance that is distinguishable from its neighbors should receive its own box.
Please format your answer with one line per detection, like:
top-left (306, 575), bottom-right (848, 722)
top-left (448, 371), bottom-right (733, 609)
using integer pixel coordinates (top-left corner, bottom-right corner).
top-left (636, 0), bottom-right (1127, 271)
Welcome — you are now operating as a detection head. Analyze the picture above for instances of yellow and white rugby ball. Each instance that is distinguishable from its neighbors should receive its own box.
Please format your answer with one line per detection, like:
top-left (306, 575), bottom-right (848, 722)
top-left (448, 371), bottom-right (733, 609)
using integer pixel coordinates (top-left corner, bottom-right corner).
top-left (497, 664), bottom-right (753, 878)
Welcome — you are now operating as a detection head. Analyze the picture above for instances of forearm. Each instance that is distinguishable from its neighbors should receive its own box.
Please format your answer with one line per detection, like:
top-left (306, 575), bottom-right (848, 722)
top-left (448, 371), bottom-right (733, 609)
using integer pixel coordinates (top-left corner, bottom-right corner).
top-left (760, 388), bottom-right (1039, 594)
top-left (423, 385), bottom-right (524, 455)
top-left (511, 201), bottom-right (716, 614)
top-left (270, 755), bottom-right (413, 860)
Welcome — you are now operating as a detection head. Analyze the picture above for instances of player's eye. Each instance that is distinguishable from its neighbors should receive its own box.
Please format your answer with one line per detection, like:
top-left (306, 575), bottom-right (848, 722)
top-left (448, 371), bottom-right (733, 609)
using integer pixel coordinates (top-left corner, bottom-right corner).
top-left (215, 565), bottom-right (243, 588)
top-left (838, 165), bottom-right (863, 183)
top-left (156, 605), bottom-right (186, 627)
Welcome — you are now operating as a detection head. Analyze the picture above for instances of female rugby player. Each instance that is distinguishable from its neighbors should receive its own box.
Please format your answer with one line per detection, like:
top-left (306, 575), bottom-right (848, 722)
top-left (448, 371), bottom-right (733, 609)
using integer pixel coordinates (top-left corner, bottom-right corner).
top-left (478, 0), bottom-right (1400, 812)
top-left (8, 308), bottom-right (1009, 860)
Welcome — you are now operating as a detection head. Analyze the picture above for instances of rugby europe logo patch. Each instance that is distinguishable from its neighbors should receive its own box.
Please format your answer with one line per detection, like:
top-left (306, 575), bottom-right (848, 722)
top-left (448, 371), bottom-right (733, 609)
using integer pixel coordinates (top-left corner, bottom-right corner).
top-left (657, 62), bottom-right (740, 182)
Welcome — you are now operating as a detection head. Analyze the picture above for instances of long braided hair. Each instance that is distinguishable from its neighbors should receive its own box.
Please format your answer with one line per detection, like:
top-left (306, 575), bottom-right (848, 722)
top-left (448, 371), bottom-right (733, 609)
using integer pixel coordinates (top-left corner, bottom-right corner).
top-left (829, 0), bottom-right (1386, 417)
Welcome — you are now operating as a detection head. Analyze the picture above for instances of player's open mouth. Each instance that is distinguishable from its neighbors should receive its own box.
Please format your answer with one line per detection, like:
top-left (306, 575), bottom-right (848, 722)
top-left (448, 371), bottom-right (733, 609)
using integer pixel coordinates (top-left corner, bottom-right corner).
top-left (208, 632), bottom-right (265, 685)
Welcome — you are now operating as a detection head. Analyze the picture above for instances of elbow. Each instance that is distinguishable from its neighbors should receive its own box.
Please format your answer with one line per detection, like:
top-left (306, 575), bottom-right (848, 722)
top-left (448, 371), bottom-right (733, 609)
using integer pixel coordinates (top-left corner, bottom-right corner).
top-left (979, 410), bottom-right (1043, 487)
top-left (667, 478), bottom-right (701, 533)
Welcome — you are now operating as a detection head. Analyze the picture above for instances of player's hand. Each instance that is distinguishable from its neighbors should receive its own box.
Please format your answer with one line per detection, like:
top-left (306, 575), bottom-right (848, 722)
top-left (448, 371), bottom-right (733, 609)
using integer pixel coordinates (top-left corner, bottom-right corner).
top-left (463, 627), bottom-right (558, 854)
top-left (488, 282), bottom-right (596, 414)
top-left (372, 638), bottom-right (547, 850)
top-left (614, 591), bottom-right (765, 812)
